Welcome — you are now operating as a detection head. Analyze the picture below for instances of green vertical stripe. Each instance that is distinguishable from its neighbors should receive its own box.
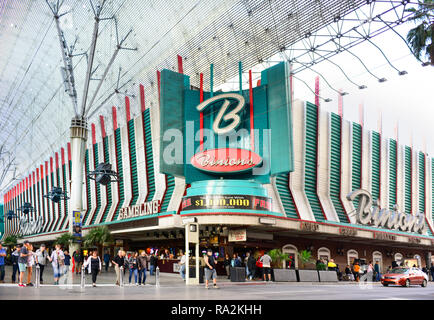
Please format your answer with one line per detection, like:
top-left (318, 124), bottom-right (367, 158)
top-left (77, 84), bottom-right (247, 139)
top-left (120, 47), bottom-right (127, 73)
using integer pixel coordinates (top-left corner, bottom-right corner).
top-left (100, 137), bottom-right (112, 223)
top-left (389, 140), bottom-right (397, 209)
top-left (352, 123), bottom-right (362, 208)
top-left (305, 102), bottom-right (325, 221)
top-left (113, 129), bottom-right (125, 221)
top-left (90, 145), bottom-right (101, 225)
top-left (371, 132), bottom-right (380, 201)
top-left (143, 109), bottom-right (156, 202)
top-left (275, 174), bottom-right (298, 218)
top-left (405, 146), bottom-right (412, 214)
top-left (160, 175), bottom-right (175, 212)
top-left (330, 113), bottom-right (347, 222)
top-left (419, 152), bottom-right (425, 213)
top-left (128, 120), bottom-right (139, 206)
top-left (82, 150), bottom-right (92, 225)
top-left (61, 164), bottom-right (68, 230)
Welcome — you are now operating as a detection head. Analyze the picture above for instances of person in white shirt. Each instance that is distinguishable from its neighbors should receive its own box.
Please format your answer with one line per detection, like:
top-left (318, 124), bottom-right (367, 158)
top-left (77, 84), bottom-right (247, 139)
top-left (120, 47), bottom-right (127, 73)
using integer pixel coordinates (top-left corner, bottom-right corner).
top-left (179, 251), bottom-right (187, 280)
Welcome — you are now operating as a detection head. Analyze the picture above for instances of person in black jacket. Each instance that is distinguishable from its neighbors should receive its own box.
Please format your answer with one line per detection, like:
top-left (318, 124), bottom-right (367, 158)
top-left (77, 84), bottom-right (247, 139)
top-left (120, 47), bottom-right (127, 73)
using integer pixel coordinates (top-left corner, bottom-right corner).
top-left (149, 253), bottom-right (158, 275)
top-left (247, 252), bottom-right (256, 281)
top-left (11, 245), bottom-right (21, 283)
top-left (223, 254), bottom-right (231, 279)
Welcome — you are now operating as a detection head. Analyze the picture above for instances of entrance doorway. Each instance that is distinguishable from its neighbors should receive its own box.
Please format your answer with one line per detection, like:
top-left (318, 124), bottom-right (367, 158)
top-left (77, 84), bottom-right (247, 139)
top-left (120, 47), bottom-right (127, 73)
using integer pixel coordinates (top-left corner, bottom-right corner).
top-left (317, 247), bottom-right (330, 263)
top-left (347, 249), bottom-right (358, 266)
top-left (372, 251), bottom-right (383, 272)
top-left (282, 244), bottom-right (298, 269)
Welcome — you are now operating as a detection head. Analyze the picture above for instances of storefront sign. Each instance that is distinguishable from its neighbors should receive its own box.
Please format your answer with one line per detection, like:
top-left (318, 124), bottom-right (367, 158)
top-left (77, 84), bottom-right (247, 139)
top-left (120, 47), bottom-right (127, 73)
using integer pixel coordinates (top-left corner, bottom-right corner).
top-left (228, 229), bottom-right (247, 242)
top-left (119, 200), bottom-right (161, 220)
top-left (181, 194), bottom-right (272, 211)
top-left (374, 232), bottom-right (397, 241)
top-left (190, 148), bottom-right (262, 174)
top-left (339, 227), bottom-right (358, 237)
top-left (19, 216), bottom-right (44, 236)
top-left (300, 221), bottom-right (319, 232)
top-left (408, 237), bottom-right (421, 244)
top-left (72, 210), bottom-right (82, 242)
top-left (347, 189), bottom-right (426, 234)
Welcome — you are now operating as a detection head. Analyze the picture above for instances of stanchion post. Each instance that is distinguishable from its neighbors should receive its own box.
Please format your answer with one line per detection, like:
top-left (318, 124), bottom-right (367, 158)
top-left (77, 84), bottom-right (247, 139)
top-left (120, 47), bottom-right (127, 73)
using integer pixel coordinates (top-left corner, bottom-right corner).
top-left (81, 265), bottom-right (85, 289)
top-left (35, 265), bottom-right (40, 288)
top-left (156, 266), bottom-right (160, 288)
top-left (120, 266), bottom-right (124, 287)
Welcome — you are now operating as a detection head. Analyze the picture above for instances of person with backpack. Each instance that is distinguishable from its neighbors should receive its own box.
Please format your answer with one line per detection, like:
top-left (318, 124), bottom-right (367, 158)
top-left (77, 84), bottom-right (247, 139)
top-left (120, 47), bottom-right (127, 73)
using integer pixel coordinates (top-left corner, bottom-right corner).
top-left (35, 244), bottom-right (49, 284)
top-left (49, 243), bottom-right (65, 285)
top-left (223, 254), bottom-right (231, 279)
top-left (84, 250), bottom-right (102, 287)
top-left (72, 250), bottom-right (83, 274)
top-left (204, 248), bottom-right (219, 289)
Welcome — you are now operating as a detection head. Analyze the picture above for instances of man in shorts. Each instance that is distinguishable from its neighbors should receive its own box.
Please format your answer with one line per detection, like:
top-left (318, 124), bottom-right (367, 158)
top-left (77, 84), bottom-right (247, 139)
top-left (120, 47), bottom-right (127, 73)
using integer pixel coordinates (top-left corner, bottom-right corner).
top-left (260, 252), bottom-right (272, 282)
top-left (204, 248), bottom-right (219, 289)
top-left (18, 240), bottom-right (31, 287)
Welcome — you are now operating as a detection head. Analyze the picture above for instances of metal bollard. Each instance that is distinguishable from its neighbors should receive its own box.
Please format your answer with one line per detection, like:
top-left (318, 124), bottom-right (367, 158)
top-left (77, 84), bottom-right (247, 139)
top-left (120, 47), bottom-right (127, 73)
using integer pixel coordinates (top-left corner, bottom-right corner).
top-left (120, 266), bottom-right (124, 287)
top-left (35, 265), bottom-right (40, 288)
top-left (80, 265), bottom-right (85, 289)
top-left (155, 266), bottom-right (160, 288)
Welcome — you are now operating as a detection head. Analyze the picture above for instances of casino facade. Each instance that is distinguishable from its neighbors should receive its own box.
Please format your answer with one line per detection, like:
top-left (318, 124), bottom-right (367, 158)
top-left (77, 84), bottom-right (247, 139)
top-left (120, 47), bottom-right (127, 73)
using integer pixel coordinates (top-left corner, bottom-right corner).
top-left (2, 61), bottom-right (434, 274)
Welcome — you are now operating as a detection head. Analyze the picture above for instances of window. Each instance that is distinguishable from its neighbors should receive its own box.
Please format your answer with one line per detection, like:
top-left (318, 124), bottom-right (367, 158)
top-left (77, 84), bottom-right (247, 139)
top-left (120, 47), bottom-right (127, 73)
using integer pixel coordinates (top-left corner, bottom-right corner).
top-left (282, 244), bottom-right (298, 269)
top-left (317, 247), bottom-right (330, 263)
top-left (347, 249), bottom-right (358, 266)
top-left (394, 253), bottom-right (403, 266)
top-left (373, 251), bottom-right (383, 272)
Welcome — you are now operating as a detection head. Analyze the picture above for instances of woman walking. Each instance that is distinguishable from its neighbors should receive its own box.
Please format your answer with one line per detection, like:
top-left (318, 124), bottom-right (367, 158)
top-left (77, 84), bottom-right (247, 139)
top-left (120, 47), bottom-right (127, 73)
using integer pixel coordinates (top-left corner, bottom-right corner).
top-left (26, 244), bottom-right (35, 286)
top-left (84, 250), bottom-right (102, 287)
top-left (128, 252), bottom-right (139, 285)
top-left (49, 244), bottom-right (65, 285)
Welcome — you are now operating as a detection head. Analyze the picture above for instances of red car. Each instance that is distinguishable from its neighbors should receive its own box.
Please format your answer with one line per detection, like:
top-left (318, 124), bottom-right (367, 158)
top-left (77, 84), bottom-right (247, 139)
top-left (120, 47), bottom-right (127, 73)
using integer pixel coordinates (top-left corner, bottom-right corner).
top-left (381, 267), bottom-right (428, 287)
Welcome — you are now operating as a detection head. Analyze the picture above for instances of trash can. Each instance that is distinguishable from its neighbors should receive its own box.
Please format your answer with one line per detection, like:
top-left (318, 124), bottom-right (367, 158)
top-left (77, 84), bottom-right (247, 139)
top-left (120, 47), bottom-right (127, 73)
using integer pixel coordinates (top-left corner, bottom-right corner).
top-left (189, 266), bottom-right (204, 283)
top-left (230, 267), bottom-right (246, 282)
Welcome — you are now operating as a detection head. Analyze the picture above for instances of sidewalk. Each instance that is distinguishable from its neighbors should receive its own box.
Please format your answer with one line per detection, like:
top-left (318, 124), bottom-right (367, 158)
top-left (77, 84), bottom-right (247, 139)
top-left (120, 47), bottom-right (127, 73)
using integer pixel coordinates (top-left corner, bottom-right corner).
top-left (0, 265), bottom-right (383, 287)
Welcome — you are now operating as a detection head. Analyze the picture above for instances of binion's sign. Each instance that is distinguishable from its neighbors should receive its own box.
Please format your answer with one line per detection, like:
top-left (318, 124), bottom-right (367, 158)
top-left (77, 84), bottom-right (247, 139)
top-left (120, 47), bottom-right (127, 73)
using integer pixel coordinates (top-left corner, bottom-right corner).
top-left (347, 189), bottom-right (426, 234)
top-left (19, 216), bottom-right (44, 236)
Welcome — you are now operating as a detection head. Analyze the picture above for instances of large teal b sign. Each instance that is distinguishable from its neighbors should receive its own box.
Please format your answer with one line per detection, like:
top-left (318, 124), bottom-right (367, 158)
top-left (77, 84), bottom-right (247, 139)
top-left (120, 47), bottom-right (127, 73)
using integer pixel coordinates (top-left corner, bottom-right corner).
top-left (160, 61), bottom-right (294, 184)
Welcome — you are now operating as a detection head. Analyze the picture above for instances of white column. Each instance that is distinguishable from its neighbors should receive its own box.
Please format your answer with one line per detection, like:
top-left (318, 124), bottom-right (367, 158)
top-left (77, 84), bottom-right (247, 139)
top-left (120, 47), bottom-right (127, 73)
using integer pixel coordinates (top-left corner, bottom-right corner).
top-left (69, 118), bottom-right (88, 252)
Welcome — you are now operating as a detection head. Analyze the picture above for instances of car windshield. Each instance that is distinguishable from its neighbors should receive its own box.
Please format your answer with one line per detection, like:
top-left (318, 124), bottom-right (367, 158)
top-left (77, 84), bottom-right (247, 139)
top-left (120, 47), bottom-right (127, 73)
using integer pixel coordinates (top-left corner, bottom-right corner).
top-left (389, 268), bottom-right (409, 274)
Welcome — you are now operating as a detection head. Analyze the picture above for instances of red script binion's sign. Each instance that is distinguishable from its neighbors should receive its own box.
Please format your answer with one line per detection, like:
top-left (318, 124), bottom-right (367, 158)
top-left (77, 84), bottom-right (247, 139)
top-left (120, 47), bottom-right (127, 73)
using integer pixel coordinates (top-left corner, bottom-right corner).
top-left (190, 148), bottom-right (262, 174)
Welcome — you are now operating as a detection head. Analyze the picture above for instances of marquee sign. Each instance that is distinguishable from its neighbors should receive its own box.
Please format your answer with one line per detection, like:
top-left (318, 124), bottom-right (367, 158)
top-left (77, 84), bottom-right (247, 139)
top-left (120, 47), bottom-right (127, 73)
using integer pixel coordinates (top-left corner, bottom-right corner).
top-left (347, 189), bottom-right (426, 234)
top-left (119, 200), bottom-right (161, 220)
top-left (181, 194), bottom-right (272, 211)
top-left (159, 61), bottom-right (294, 184)
top-left (190, 148), bottom-right (262, 174)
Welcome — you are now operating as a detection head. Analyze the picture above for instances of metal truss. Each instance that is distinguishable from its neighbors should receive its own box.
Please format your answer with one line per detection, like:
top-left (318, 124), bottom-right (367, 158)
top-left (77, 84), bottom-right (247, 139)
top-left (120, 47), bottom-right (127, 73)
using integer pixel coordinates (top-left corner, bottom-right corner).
top-left (280, 0), bottom-right (421, 95)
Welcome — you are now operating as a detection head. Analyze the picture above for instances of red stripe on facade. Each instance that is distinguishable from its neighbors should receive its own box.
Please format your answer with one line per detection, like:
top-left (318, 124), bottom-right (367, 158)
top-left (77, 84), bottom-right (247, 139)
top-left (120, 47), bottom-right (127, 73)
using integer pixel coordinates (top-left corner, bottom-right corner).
top-left (67, 143), bottom-right (71, 161)
top-left (91, 123), bottom-right (96, 145)
top-left (177, 55), bottom-right (184, 74)
top-left (61, 148), bottom-right (65, 165)
top-left (140, 84), bottom-right (146, 112)
top-left (125, 96), bottom-right (131, 123)
top-left (100, 115), bottom-right (106, 138)
top-left (157, 70), bottom-right (161, 104)
top-left (340, 115), bottom-right (351, 222)
top-left (112, 106), bottom-right (118, 130)
top-left (249, 69), bottom-right (254, 152)
top-left (199, 73), bottom-right (204, 151)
